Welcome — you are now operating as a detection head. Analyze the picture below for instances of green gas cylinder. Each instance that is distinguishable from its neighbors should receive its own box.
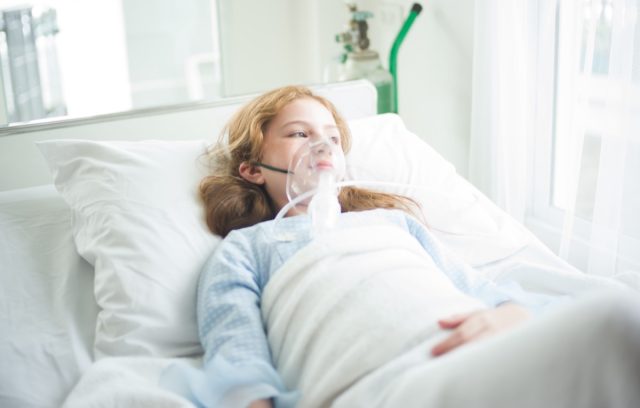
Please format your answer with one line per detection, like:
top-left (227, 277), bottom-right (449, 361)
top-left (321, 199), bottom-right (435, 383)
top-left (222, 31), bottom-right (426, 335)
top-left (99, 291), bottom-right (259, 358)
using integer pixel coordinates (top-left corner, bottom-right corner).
top-left (339, 50), bottom-right (394, 114)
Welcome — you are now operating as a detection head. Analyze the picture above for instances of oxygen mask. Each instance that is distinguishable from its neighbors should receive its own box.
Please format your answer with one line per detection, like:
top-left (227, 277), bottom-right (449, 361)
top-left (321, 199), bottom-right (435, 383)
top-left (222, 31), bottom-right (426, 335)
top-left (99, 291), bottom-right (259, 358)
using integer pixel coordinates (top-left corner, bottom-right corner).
top-left (288, 137), bottom-right (345, 236)
top-left (272, 137), bottom-right (345, 239)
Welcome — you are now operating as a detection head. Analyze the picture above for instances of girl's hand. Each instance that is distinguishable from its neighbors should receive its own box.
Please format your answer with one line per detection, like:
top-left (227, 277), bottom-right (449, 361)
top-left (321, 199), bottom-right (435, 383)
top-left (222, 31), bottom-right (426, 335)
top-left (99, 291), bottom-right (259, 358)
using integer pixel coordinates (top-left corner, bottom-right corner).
top-left (431, 303), bottom-right (531, 357)
top-left (248, 399), bottom-right (273, 408)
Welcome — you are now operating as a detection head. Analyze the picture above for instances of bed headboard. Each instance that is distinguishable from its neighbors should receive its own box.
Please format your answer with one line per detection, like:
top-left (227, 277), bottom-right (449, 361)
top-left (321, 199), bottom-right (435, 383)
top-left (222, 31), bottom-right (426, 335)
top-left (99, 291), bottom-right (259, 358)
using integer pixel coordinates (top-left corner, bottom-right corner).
top-left (0, 80), bottom-right (376, 192)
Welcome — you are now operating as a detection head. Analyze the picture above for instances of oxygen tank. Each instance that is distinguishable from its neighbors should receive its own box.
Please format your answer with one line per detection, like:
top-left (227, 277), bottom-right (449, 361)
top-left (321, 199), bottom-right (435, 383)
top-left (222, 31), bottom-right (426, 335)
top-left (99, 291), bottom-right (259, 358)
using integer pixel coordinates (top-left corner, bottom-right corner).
top-left (325, 3), bottom-right (394, 114)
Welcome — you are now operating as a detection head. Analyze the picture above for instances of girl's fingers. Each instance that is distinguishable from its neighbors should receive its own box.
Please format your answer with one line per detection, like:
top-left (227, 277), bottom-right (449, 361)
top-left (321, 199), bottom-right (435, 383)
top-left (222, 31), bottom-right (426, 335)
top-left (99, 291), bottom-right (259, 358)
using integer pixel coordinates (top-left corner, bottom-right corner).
top-left (437, 311), bottom-right (476, 329)
top-left (431, 306), bottom-right (532, 357)
top-left (431, 318), bottom-right (484, 356)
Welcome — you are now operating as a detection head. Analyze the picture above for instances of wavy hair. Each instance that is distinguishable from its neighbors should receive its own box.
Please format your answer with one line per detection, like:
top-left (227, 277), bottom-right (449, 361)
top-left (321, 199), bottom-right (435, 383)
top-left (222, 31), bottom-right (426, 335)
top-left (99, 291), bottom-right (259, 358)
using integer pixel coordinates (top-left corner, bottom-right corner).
top-left (200, 85), bottom-right (420, 237)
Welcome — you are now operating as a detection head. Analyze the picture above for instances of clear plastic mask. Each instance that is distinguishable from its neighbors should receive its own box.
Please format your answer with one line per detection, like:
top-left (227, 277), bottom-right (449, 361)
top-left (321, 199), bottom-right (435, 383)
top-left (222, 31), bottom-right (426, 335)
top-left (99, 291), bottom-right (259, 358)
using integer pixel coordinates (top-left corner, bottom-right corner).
top-left (286, 137), bottom-right (346, 209)
top-left (281, 137), bottom-right (345, 237)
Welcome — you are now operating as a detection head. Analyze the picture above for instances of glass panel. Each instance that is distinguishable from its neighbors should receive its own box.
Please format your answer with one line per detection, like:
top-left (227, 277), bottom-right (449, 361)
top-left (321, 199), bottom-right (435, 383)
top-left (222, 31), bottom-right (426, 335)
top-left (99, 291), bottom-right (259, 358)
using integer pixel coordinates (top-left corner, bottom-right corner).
top-left (580, 0), bottom-right (613, 75)
top-left (0, 0), bottom-right (220, 124)
top-left (574, 132), bottom-right (601, 220)
top-left (552, 0), bottom-right (614, 214)
top-left (551, 130), bottom-right (602, 220)
top-left (621, 140), bottom-right (640, 239)
top-left (552, 0), bottom-right (640, 229)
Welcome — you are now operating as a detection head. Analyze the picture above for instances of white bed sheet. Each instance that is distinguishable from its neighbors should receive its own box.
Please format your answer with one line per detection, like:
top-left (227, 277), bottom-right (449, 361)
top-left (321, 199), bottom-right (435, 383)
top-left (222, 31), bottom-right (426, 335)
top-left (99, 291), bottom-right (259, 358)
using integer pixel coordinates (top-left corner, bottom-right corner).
top-left (0, 185), bottom-right (98, 407)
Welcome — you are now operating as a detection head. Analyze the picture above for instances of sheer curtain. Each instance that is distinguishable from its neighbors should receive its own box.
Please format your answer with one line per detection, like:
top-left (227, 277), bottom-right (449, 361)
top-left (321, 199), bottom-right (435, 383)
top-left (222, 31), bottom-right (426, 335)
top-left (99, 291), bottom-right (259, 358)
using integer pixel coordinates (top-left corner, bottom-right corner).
top-left (557, 0), bottom-right (640, 276)
top-left (468, 0), bottom-right (540, 224)
top-left (470, 0), bottom-right (640, 276)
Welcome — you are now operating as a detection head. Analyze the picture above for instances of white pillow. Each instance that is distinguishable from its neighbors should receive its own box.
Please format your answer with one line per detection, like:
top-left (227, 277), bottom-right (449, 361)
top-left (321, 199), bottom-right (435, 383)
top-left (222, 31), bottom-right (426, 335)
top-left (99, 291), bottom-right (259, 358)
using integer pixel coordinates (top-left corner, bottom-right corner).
top-left (346, 113), bottom-right (531, 266)
top-left (38, 140), bottom-right (220, 358)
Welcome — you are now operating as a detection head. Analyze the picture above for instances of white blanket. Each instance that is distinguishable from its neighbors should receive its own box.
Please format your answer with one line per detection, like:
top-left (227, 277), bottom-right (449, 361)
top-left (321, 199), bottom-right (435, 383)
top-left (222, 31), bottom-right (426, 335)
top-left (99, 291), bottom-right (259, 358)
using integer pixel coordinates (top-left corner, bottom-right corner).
top-left (64, 225), bottom-right (636, 407)
top-left (261, 224), bottom-right (636, 407)
top-left (62, 357), bottom-right (198, 408)
top-left (262, 225), bottom-right (489, 407)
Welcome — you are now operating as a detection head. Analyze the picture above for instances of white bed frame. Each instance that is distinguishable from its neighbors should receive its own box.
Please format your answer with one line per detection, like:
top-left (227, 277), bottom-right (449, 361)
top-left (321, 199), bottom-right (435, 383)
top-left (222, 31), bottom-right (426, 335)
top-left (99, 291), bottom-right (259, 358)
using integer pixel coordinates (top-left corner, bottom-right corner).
top-left (0, 80), bottom-right (376, 192)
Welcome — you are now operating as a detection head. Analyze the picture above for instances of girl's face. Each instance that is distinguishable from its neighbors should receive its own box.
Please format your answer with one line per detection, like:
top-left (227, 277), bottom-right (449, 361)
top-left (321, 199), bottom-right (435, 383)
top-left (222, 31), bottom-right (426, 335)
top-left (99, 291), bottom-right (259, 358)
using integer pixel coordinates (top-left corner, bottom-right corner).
top-left (240, 97), bottom-right (343, 215)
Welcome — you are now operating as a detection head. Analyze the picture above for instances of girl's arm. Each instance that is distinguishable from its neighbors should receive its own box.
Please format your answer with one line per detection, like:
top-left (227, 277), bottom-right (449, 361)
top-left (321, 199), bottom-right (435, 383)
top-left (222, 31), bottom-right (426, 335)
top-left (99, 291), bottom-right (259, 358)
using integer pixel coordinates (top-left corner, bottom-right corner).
top-left (197, 231), bottom-right (294, 406)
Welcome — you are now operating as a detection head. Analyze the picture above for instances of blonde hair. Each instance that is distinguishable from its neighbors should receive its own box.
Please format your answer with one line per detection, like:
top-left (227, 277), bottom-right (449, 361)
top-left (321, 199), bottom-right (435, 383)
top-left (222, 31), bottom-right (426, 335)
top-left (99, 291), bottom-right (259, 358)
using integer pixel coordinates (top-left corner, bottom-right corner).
top-left (200, 85), bottom-right (420, 237)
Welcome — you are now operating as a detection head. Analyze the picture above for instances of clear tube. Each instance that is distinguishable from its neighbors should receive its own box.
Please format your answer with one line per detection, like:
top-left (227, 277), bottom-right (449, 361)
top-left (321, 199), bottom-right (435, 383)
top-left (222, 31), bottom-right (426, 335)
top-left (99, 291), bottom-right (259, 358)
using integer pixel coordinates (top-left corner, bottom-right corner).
top-left (270, 179), bottom-right (482, 242)
top-left (307, 171), bottom-right (341, 237)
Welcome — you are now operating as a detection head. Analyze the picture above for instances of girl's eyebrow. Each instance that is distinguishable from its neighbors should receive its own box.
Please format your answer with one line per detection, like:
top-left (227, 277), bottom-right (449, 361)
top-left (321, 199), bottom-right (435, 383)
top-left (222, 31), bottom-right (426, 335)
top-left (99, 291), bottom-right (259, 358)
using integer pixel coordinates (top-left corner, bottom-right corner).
top-left (280, 120), bottom-right (338, 130)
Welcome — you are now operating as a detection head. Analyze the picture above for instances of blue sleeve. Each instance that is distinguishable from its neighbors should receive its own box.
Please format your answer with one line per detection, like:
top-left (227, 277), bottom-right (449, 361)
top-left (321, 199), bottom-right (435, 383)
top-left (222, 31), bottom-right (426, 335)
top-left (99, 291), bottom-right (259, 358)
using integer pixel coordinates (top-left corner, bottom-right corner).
top-left (161, 230), bottom-right (297, 408)
top-left (197, 230), bottom-right (269, 366)
top-left (401, 213), bottom-right (554, 314)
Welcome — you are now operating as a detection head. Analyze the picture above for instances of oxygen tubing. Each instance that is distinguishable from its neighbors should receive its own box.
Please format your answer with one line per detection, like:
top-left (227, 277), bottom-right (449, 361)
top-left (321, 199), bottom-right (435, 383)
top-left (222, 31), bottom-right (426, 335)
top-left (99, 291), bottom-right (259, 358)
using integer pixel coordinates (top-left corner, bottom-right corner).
top-left (270, 178), bottom-right (481, 242)
top-left (389, 3), bottom-right (423, 113)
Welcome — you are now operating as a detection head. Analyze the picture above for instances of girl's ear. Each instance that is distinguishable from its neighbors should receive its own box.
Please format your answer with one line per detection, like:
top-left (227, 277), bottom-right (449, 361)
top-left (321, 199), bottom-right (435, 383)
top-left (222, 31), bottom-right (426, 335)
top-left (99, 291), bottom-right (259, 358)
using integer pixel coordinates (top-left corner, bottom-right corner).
top-left (239, 162), bottom-right (265, 185)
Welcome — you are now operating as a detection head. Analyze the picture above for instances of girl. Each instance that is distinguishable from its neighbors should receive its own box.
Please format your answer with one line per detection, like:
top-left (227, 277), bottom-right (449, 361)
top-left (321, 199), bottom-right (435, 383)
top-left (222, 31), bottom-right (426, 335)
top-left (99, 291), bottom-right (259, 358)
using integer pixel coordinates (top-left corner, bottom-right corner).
top-left (165, 86), bottom-right (640, 408)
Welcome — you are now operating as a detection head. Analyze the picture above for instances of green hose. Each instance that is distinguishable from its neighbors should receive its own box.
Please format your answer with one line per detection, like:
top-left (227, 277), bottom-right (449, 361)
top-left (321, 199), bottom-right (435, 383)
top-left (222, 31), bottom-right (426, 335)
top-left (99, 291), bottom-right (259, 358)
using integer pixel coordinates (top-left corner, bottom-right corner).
top-left (389, 3), bottom-right (423, 113)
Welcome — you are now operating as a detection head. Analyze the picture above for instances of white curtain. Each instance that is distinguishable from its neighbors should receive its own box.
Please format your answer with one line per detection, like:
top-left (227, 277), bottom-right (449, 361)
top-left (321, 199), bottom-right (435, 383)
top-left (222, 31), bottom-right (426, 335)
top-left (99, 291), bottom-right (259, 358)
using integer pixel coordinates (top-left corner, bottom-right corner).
top-left (468, 0), bottom-right (539, 223)
top-left (557, 0), bottom-right (640, 276)
top-left (470, 0), bottom-right (640, 276)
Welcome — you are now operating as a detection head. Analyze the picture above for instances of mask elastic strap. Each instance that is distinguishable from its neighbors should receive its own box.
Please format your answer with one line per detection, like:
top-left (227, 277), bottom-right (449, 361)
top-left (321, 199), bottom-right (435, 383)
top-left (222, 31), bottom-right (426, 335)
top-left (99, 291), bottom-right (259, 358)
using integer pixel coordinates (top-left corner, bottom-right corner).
top-left (255, 162), bottom-right (293, 175)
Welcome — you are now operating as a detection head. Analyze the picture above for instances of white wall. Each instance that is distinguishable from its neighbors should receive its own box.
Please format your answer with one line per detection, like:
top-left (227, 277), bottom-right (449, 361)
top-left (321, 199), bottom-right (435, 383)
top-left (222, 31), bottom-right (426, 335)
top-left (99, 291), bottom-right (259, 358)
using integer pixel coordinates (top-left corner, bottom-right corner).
top-left (384, 0), bottom-right (475, 178)
top-left (217, 0), bottom-right (347, 96)
top-left (355, 0), bottom-right (474, 177)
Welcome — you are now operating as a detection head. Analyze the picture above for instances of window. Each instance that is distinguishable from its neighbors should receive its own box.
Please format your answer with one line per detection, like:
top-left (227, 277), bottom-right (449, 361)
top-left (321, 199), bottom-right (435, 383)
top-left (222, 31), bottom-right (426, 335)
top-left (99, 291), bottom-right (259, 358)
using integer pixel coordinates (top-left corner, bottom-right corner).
top-left (529, 0), bottom-right (640, 274)
top-left (0, 0), bottom-right (221, 125)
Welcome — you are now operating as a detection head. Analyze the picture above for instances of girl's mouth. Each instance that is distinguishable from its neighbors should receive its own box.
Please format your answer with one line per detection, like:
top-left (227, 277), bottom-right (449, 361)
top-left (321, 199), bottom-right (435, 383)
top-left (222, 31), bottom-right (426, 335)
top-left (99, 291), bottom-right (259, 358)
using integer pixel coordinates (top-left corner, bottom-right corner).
top-left (315, 160), bottom-right (333, 170)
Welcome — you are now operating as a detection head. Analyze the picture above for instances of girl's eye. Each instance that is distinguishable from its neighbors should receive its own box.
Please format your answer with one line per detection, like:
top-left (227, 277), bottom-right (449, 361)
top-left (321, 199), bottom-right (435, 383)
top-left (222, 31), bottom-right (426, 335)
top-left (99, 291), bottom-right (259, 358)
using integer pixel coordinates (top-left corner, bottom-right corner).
top-left (290, 131), bottom-right (307, 138)
top-left (330, 136), bottom-right (340, 144)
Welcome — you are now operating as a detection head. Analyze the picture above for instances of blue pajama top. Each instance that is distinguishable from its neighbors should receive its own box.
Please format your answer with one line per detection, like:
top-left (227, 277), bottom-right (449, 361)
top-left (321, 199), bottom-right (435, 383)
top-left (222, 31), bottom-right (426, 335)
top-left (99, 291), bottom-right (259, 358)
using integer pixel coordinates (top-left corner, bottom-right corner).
top-left (161, 209), bottom-right (552, 407)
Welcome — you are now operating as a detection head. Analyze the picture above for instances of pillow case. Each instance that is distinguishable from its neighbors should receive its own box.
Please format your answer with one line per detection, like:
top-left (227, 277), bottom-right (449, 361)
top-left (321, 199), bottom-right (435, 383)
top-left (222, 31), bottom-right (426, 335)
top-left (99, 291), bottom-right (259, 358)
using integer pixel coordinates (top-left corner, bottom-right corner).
top-left (38, 140), bottom-right (220, 358)
top-left (346, 113), bottom-right (531, 266)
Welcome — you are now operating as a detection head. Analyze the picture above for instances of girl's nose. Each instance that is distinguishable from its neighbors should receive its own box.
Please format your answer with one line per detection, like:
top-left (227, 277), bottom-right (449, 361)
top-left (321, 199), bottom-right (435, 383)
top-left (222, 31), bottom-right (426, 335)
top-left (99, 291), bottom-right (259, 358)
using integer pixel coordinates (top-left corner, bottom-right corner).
top-left (311, 140), bottom-right (332, 156)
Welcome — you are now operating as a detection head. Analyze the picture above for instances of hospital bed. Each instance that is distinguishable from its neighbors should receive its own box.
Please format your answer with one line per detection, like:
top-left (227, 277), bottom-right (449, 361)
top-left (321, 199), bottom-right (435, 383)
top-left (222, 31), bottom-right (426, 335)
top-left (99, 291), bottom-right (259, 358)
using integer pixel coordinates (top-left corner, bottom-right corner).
top-left (0, 80), bottom-right (636, 407)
